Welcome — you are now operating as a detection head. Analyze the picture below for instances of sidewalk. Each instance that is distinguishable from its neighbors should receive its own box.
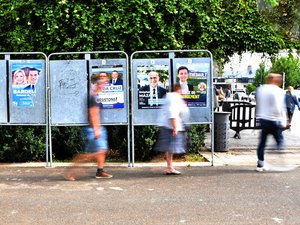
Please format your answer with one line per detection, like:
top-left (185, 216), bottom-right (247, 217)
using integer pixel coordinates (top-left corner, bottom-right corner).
top-left (203, 109), bottom-right (300, 166)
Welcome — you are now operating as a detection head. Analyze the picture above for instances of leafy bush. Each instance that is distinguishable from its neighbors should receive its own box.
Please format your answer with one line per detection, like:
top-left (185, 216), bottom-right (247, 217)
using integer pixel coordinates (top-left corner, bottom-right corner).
top-left (187, 124), bottom-right (207, 154)
top-left (133, 124), bottom-right (207, 162)
top-left (133, 126), bottom-right (159, 162)
top-left (0, 126), bottom-right (46, 162)
top-left (50, 126), bottom-right (85, 161)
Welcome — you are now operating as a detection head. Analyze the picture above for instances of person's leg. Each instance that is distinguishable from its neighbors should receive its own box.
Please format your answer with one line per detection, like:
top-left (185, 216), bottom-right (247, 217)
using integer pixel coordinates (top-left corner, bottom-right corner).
top-left (273, 122), bottom-right (285, 150)
top-left (166, 152), bottom-right (173, 171)
top-left (166, 152), bottom-right (180, 175)
top-left (65, 153), bottom-right (94, 180)
top-left (95, 151), bottom-right (112, 178)
top-left (257, 120), bottom-right (269, 167)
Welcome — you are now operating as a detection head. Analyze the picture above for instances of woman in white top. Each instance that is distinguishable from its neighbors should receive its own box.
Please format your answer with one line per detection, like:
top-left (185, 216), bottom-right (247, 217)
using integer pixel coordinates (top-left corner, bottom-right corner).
top-left (155, 83), bottom-right (190, 175)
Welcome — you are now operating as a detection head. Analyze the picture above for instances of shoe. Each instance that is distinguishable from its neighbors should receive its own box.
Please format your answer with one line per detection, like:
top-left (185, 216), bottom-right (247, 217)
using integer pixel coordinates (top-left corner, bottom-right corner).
top-left (64, 174), bottom-right (76, 181)
top-left (256, 164), bottom-right (269, 172)
top-left (95, 171), bottom-right (113, 179)
top-left (166, 170), bottom-right (181, 175)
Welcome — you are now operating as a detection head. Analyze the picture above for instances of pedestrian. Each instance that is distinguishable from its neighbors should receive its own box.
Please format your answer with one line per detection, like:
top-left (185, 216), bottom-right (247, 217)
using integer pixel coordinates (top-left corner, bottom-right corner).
top-left (65, 72), bottom-right (112, 180)
top-left (285, 86), bottom-right (300, 127)
top-left (255, 73), bottom-right (287, 172)
top-left (155, 83), bottom-right (190, 175)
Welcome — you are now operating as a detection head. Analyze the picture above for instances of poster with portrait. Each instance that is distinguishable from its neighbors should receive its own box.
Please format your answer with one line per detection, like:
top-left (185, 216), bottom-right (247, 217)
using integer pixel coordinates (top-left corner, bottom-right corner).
top-left (175, 62), bottom-right (209, 107)
top-left (11, 63), bottom-right (43, 107)
top-left (91, 66), bottom-right (125, 109)
top-left (137, 64), bottom-right (169, 109)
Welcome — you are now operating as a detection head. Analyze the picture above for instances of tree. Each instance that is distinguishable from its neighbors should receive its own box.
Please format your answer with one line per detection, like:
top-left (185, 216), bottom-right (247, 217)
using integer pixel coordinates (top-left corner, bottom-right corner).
top-left (259, 0), bottom-right (300, 49)
top-left (0, 0), bottom-right (294, 66)
top-left (253, 62), bottom-right (269, 86)
top-left (269, 54), bottom-right (300, 88)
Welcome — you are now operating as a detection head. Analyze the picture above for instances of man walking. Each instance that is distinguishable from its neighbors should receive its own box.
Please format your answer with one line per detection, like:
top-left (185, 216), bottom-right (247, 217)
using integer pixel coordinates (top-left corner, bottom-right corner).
top-left (255, 73), bottom-right (287, 172)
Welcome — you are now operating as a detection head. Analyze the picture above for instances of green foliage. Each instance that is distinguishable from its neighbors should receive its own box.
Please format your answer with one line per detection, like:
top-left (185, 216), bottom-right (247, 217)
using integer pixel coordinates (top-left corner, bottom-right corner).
top-left (269, 54), bottom-right (300, 88)
top-left (133, 126), bottom-right (159, 162)
top-left (0, 0), bottom-right (293, 66)
top-left (253, 62), bottom-right (269, 86)
top-left (259, 0), bottom-right (300, 49)
top-left (246, 83), bottom-right (256, 94)
top-left (106, 126), bottom-right (128, 161)
top-left (51, 126), bottom-right (85, 160)
top-left (0, 126), bottom-right (46, 162)
top-left (187, 124), bottom-right (207, 154)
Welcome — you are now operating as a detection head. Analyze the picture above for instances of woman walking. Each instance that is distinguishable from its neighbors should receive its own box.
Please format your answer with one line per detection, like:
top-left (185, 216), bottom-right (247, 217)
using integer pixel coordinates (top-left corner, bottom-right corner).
top-left (155, 83), bottom-right (190, 175)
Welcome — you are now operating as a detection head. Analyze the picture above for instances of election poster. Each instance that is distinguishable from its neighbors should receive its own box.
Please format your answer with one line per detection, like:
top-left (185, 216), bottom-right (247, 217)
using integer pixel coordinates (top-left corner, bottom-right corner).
top-left (11, 62), bottom-right (43, 107)
top-left (175, 62), bottom-right (209, 107)
top-left (137, 64), bottom-right (169, 109)
top-left (91, 66), bottom-right (125, 109)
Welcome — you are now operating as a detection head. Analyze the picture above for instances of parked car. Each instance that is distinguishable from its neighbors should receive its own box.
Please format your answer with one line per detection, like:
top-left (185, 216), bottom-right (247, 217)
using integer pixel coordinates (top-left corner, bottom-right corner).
top-left (248, 91), bottom-right (256, 102)
top-left (233, 91), bottom-right (249, 101)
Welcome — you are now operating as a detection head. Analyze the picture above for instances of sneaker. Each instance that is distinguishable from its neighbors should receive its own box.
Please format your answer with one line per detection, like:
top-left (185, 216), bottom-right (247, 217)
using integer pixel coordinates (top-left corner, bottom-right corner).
top-left (95, 171), bottom-right (113, 179)
top-left (256, 164), bottom-right (269, 172)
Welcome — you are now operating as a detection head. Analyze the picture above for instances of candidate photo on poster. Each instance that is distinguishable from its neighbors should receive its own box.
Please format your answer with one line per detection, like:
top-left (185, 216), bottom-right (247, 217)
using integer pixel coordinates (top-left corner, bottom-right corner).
top-left (11, 63), bottom-right (43, 107)
top-left (91, 66), bottom-right (125, 109)
top-left (175, 63), bottom-right (208, 107)
top-left (137, 65), bottom-right (169, 109)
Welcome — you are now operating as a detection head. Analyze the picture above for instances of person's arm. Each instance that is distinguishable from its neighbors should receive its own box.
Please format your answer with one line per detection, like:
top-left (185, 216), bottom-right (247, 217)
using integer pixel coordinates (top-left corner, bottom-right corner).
top-left (170, 118), bottom-right (177, 136)
top-left (89, 106), bottom-right (101, 139)
top-left (294, 95), bottom-right (300, 110)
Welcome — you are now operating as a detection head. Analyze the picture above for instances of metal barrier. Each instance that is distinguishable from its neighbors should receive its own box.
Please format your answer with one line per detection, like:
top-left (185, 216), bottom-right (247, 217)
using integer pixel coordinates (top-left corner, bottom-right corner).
top-left (229, 104), bottom-right (260, 139)
top-left (218, 100), bottom-right (252, 112)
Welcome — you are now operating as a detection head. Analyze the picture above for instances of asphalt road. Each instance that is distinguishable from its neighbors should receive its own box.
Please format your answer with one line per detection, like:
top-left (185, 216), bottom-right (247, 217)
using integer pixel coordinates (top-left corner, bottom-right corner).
top-left (1, 165), bottom-right (300, 225)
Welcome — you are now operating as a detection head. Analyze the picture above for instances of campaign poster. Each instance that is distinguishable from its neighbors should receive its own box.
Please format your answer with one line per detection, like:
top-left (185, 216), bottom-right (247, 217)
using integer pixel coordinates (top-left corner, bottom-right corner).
top-left (175, 62), bottom-right (209, 107)
top-left (137, 64), bottom-right (169, 109)
top-left (11, 63), bottom-right (43, 107)
top-left (91, 66), bottom-right (124, 109)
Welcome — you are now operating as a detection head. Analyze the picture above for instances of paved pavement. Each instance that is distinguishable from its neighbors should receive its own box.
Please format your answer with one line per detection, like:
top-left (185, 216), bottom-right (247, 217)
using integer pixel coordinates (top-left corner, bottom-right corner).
top-left (1, 110), bottom-right (300, 225)
top-left (202, 108), bottom-right (300, 167)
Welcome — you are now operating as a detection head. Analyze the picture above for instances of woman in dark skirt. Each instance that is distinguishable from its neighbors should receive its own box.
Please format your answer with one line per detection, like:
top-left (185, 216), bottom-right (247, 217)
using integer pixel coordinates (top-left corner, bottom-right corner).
top-left (155, 83), bottom-right (190, 175)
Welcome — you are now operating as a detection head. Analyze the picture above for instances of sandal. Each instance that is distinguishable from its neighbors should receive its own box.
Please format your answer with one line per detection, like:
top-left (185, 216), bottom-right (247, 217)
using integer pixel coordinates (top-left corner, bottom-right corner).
top-left (64, 174), bottom-right (76, 181)
top-left (166, 170), bottom-right (181, 175)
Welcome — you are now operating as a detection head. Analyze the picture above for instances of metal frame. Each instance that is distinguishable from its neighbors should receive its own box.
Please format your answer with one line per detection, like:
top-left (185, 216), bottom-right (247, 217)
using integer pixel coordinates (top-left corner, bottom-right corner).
top-left (0, 52), bottom-right (49, 166)
top-left (48, 51), bottom-right (130, 167)
top-left (130, 50), bottom-right (214, 167)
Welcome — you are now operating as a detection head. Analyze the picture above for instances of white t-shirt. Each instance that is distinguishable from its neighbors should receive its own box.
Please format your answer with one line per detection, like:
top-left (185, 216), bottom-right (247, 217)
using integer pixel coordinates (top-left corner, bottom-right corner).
top-left (158, 92), bottom-right (190, 131)
top-left (256, 84), bottom-right (287, 126)
top-left (179, 81), bottom-right (189, 94)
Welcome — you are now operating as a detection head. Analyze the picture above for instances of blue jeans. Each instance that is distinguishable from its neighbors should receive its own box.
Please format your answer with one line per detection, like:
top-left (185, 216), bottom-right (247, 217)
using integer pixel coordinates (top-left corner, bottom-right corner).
top-left (257, 119), bottom-right (284, 163)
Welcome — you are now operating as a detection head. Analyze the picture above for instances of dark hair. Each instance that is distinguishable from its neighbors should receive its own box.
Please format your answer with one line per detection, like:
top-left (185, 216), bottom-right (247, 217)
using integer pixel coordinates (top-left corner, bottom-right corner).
top-left (172, 83), bottom-right (182, 92)
top-left (177, 66), bottom-right (189, 73)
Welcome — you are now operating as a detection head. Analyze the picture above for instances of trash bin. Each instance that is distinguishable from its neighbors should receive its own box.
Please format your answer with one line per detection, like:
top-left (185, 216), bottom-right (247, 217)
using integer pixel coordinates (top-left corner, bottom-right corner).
top-left (214, 112), bottom-right (231, 152)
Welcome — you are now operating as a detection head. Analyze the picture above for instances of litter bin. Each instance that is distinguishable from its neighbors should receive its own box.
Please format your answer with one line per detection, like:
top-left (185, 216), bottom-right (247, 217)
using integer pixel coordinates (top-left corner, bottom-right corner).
top-left (214, 112), bottom-right (231, 152)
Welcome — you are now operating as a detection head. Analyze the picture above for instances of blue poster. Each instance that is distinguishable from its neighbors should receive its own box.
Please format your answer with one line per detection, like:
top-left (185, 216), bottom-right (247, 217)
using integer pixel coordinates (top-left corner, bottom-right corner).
top-left (11, 63), bottom-right (43, 107)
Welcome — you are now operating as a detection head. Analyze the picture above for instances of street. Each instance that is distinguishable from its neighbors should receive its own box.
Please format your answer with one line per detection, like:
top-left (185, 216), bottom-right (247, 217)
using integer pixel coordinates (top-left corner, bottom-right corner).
top-left (0, 166), bottom-right (300, 225)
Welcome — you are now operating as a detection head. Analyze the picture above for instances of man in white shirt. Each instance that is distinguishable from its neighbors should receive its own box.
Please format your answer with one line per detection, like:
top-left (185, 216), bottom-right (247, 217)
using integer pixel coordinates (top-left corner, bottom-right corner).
top-left (255, 73), bottom-right (287, 172)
